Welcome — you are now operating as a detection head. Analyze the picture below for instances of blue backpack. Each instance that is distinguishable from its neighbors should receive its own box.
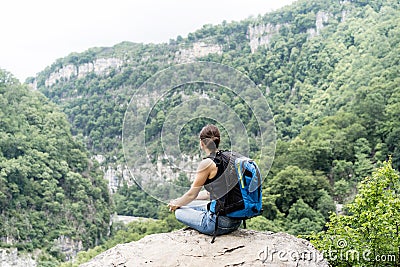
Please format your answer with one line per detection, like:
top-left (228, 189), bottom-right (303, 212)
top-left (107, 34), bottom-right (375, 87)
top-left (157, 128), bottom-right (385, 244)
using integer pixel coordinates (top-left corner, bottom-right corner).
top-left (205, 151), bottom-right (263, 242)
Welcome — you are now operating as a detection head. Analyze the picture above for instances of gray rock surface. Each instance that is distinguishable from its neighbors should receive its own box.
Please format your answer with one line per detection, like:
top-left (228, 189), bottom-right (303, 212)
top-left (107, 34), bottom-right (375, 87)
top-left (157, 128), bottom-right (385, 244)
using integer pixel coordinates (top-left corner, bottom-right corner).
top-left (0, 248), bottom-right (37, 267)
top-left (80, 229), bottom-right (328, 267)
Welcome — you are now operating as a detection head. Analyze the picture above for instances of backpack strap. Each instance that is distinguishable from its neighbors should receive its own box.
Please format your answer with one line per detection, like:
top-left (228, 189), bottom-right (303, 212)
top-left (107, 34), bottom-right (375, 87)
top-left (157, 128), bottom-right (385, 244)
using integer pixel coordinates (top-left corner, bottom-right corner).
top-left (210, 191), bottom-right (228, 243)
top-left (211, 211), bottom-right (219, 244)
top-left (210, 196), bottom-right (225, 243)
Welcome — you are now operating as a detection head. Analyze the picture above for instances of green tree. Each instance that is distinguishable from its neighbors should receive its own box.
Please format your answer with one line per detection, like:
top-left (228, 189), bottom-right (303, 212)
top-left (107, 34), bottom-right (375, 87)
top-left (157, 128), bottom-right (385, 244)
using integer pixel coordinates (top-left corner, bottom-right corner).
top-left (286, 198), bottom-right (325, 236)
top-left (246, 216), bottom-right (284, 232)
top-left (333, 179), bottom-right (352, 203)
top-left (266, 166), bottom-right (331, 215)
top-left (0, 70), bottom-right (112, 261)
top-left (353, 138), bottom-right (374, 181)
top-left (310, 160), bottom-right (400, 266)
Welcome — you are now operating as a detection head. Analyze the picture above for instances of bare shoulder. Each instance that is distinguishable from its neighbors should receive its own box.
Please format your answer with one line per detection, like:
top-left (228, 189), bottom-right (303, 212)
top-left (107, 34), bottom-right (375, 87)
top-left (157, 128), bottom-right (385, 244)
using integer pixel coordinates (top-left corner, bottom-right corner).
top-left (197, 158), bottom-right (216, 172)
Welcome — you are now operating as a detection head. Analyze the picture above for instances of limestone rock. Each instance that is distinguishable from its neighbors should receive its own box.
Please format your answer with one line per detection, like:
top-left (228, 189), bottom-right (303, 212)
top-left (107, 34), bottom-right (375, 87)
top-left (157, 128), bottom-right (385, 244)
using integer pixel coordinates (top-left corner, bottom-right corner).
top-left (44, 57), bottom-right (123, 87)
top-left (0, 248), bottom-right (37, 267)
top-left (80, 229), bottom-right (328, 267)
top-left (175, 42), bottom-right (223, 63)
top-left (248, 23), bottom-right (283, 53)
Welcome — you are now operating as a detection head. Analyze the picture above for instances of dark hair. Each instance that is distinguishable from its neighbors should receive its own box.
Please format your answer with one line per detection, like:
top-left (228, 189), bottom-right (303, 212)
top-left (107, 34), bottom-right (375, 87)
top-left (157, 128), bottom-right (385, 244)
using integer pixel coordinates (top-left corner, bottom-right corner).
top-left (199, 124), bottom-right (220, 151)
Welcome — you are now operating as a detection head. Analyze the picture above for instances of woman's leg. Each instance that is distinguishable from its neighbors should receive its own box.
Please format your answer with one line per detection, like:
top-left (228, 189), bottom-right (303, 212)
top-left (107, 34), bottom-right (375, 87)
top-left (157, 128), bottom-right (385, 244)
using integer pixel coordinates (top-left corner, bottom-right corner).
top-left (215, 215), bottom-right (242, 235)
top-left (175, 204), bottom-right (242, 236)
top-left (175, 205), bottom-right (215, 235)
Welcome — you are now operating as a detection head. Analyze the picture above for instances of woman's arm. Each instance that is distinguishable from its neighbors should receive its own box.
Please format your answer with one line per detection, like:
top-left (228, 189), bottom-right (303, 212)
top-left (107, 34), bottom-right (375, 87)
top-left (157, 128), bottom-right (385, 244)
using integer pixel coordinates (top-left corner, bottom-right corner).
top-left (196, 190), bottom-right (210, 200)
top-left (168, 159), bottom-right (213, 211)
top-left (168, 185), bottom-right (202, 211)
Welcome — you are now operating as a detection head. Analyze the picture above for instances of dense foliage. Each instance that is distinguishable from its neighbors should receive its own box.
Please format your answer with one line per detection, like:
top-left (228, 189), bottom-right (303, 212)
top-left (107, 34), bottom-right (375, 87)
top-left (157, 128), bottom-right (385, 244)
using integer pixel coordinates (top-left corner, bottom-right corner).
top-left (0, 70), bottom-right (112, 261)
top-left (113, 182), bottom-right (160, 218)
top-left (310, 160), bottom-right (400, 266)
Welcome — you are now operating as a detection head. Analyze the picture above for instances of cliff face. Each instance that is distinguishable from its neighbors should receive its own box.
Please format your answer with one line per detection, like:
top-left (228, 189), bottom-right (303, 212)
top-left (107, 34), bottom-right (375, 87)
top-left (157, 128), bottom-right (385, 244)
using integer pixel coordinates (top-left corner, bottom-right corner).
top-left (175, 41), bottom-right (223, 63)
top-left (248, 11), bottom-right (331, 53)
top-left (80, 229), bottom-right (328, 267)
top-left (0, 248), bottom-right (37, 267)
top-left (44, 57), bottom-right (124, 87)
top-left (248, 23), bottom-right (284, 53)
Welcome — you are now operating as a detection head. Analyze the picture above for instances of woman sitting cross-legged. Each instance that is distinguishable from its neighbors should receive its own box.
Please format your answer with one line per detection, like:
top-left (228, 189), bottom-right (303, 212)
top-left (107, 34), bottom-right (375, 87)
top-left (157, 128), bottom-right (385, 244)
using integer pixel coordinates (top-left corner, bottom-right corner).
top-left (167, 124), bottom-right (241, 237)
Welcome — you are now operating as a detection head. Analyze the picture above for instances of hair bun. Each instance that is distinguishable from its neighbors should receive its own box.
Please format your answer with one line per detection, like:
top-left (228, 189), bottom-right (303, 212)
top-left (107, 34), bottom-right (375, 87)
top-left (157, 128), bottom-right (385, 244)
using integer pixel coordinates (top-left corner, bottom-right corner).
top-left (199, 124), bottom-right (221, 150)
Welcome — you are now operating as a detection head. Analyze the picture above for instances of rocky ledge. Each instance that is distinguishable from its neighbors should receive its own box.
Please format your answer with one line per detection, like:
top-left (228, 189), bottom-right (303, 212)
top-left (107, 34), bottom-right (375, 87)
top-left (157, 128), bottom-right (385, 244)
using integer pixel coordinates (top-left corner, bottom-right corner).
top-left (80, 229), bottom-right (328, 267)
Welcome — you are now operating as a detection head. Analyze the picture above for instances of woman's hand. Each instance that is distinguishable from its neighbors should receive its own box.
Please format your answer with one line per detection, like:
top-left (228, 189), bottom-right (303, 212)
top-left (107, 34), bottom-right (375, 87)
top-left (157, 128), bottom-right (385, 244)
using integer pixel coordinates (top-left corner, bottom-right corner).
top-left (168, 158), bottom-right (214, 212)
top-left (168, 200), bottom-right (180, 212)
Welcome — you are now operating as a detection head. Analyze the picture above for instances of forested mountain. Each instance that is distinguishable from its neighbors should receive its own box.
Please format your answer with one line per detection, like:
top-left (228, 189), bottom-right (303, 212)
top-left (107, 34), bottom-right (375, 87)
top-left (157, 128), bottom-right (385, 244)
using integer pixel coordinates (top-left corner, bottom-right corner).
top-left (0, 70), bottom-right (112, 263)
top-left (33, 0), bottom-right (400, 167)
top-left (31, 0), bottom-right (400, 229)
top-left (6, 0), bottom-right (398, 264)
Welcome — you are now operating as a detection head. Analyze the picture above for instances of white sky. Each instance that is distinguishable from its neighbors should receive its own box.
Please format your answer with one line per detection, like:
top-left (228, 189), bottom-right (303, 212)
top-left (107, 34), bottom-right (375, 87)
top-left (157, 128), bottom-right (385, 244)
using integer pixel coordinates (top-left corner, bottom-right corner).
top-left (1, 0), bottom-right (296, 82)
